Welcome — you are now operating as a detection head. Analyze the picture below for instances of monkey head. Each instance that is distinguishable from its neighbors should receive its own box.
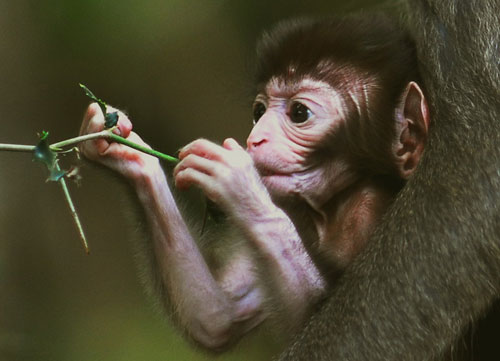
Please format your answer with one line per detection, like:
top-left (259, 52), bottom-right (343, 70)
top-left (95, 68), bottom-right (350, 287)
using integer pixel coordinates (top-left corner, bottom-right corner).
top-left (246, 15), bottom-right (430, 207)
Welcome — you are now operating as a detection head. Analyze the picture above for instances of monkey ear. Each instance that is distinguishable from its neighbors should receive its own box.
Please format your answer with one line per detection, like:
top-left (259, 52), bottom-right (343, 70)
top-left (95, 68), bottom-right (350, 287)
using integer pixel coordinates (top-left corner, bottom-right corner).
top-left (393, 81), bottom-right (430, 179)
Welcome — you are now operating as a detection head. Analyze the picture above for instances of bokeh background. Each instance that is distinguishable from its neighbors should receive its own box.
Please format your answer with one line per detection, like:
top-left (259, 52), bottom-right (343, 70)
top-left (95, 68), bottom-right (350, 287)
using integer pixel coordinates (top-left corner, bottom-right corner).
top-left (0, 1), bottom-right (397, 360)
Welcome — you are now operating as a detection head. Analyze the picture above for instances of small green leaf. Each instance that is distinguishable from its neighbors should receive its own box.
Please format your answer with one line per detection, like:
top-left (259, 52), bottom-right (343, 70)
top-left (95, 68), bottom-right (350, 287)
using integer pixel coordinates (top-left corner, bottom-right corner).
top-left (79, 83), bottom-right (107, 117)
top-left (80, 83), bottom-right (118, 129)
top-left (105, 111), bottom-right (119, 128)
top-left (33, 132), bottom-right (67, 182)
top-left (33, 131), bottom-right (56, 169)
top-left (48, 168), bottom-right (67, 182)
top-left (39, 130), bottom-right (49, 141)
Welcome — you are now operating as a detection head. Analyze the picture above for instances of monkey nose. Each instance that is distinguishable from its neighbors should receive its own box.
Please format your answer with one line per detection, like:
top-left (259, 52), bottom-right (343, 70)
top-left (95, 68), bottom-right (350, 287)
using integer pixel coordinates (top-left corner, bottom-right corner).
top-left (252, 139), bottom-right (266, 147)
top-left (247, 138), bottom-right (266, 150)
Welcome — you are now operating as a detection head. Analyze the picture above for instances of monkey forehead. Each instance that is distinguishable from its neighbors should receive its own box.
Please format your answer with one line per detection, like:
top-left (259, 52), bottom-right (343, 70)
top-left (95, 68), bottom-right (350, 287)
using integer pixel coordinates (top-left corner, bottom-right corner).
top-left (262, 77), bottom-right (331, 97)
top-left (260, 77), bottom-right (347, 117)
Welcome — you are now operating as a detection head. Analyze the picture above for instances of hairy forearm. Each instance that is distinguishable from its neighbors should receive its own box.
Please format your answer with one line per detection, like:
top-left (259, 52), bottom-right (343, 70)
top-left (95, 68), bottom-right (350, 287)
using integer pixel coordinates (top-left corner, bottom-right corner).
top-left (173, 138), bottom-right (326, 325)
top-left (133, 166), bottom-right (236, 346)
top-left (232, 196), bottom-right (326, 322)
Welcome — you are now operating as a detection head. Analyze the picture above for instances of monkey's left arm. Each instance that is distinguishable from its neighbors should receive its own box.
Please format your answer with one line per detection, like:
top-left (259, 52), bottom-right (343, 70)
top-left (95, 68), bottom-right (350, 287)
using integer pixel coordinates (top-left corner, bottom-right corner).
top-left (175, 138), bottom-right (326, 324)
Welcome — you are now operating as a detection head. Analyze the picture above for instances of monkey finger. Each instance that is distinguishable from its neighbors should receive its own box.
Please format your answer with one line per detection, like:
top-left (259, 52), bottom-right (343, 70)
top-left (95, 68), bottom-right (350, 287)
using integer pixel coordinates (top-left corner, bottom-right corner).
top-left (179, 139), bottom-right (227, 162)
top-left (106, 105), bottom-right (133, 138)
top-left (79, 104), bottom-right (108, 158)
top-left (222, 138), bottom-right (245, 152)
top-left (80, 103), bottom-right (103, 136)
top-left (78, 136), bottom-right (111, 162)
top-left (222, 138), bottom-right (244, 151)
top-left (175, 167), bottom-right (217, 197)
top-left (174, 154), bottom-right (218, 178)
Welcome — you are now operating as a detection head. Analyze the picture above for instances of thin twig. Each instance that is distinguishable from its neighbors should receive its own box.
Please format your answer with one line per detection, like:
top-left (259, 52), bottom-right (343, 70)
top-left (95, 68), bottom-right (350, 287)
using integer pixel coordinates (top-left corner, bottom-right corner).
top-left (0, 130), bottom-right (178, 255)
top-left (50, 130), bottom-right (110, 150)
top-left (0, 130), bottom-right (179, 163)
top-left (0, 144), bottom-right (36, 152)
top-left (56, 162), bottom-right (90, 254)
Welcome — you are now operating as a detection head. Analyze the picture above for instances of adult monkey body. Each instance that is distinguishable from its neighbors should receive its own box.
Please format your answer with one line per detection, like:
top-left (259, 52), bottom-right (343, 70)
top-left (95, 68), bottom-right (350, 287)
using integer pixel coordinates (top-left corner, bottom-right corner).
top-left (279, 1), bottom-right (500, 360)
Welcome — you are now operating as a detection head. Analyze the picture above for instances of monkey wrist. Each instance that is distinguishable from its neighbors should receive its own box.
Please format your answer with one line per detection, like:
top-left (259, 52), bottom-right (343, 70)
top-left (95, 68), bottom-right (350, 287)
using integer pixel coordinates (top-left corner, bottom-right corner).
top-left (228, 187), bottom-right (277, 226)
top-left (130, 159), bottom-right (167, 194)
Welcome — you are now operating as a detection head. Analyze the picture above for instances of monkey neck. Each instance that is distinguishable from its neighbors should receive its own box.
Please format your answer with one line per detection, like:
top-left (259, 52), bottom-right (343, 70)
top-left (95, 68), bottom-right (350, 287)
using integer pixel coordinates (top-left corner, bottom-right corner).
top-left (302, 179), bottom-right (395, 275)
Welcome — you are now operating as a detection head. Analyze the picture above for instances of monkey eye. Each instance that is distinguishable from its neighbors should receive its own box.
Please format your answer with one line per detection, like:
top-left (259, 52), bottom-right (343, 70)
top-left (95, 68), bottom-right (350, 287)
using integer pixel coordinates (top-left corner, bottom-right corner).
top-left (253, 102), bottom-right (267, 124)
top-left (289, 102), bottom-right (312, 123)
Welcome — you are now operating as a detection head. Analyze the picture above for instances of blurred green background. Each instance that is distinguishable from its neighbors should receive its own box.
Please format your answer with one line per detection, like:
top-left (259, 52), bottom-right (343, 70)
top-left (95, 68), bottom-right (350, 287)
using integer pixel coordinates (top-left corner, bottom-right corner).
top-left (0, 1), bottom-right (395, 360)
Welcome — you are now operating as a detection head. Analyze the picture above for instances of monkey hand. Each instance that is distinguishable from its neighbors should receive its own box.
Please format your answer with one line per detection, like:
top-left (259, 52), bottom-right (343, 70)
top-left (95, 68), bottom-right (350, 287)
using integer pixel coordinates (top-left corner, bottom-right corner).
top-left (79, 103), bottom-right (161, 181)
top-left (175, 138), bottom-right (273, 219)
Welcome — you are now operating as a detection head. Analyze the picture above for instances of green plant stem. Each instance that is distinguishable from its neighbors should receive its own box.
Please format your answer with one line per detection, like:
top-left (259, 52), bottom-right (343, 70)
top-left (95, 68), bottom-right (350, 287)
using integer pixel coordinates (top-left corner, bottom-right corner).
top-left (0, 144), bottom-right (36, 152)
top-left (0, 130), bottom-right (179, 163)
top-left (107, 133), bottom-right (179, 163)
top-left (56, 162), bottom-right (89, 255)
top-left (50, 130), bottom-right (110, 150)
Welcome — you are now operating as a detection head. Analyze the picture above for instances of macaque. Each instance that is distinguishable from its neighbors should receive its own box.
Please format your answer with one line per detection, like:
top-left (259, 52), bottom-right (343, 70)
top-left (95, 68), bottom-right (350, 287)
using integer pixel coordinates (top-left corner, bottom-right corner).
top-left (79, 14), bottom-right (429, 351)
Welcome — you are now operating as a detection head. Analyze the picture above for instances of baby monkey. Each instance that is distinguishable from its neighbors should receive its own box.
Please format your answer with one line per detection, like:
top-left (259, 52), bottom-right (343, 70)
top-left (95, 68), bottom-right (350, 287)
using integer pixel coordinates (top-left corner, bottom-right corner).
top-left (79, 14), bottom-right (429, 351)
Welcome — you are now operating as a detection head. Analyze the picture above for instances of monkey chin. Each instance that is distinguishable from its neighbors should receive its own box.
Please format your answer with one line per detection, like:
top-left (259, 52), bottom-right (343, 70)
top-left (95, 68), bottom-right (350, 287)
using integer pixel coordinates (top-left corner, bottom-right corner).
top-left (260, 173), bottom-right (303, 201)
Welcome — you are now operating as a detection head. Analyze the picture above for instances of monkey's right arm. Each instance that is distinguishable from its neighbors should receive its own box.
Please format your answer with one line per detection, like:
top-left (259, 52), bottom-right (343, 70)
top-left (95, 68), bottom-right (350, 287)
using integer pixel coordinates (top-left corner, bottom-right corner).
top-left (133, 164), bottom-right (270, 349)
top-left (79, 104), bottom-right (267, 350)
top-left (176, 138), bottom-right (328, 323)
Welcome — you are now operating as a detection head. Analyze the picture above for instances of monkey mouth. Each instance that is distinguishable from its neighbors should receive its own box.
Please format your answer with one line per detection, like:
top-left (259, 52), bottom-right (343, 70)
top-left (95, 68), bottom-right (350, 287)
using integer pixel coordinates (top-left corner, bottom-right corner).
top-left (255, 162), bottom-right (310, 178)
top-left (257, 168), bottom-right (277, 176)
top-left (255, 165), bottom-right (289, 177)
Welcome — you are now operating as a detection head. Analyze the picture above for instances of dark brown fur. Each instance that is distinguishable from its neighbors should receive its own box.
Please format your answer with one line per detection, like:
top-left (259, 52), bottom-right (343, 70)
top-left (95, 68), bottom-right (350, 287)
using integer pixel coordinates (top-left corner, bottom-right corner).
top-left (277, 1), bottom-right (500, 360)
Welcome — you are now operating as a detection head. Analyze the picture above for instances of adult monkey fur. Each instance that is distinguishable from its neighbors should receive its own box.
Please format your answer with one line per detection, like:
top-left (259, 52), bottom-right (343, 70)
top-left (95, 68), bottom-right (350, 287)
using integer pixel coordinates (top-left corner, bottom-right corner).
top-left (278, 1), bottom-right (500, 360)
top-left (79, 13), bottom-right (429, 352)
